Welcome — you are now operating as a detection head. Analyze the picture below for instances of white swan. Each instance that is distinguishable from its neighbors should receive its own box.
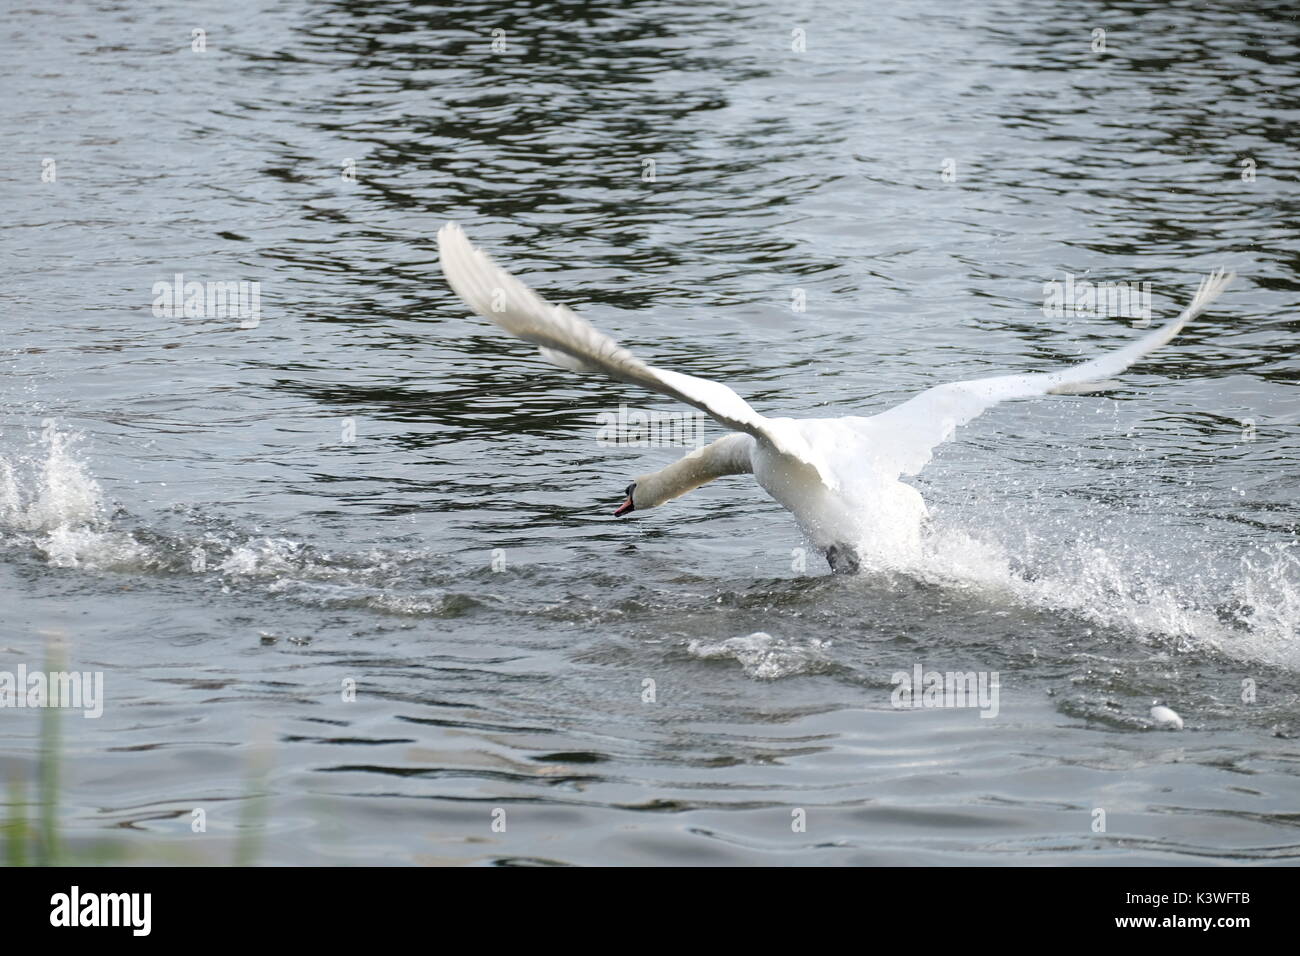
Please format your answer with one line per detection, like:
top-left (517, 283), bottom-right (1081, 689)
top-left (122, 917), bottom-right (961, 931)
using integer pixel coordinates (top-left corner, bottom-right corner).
top-left (437, 222), bottom-right (1233, 574)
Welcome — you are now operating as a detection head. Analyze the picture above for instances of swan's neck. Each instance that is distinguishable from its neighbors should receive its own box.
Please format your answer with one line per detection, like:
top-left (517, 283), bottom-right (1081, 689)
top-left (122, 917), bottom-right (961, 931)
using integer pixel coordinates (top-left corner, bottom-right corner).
top-left (635, 434), bottom-right (754, 509)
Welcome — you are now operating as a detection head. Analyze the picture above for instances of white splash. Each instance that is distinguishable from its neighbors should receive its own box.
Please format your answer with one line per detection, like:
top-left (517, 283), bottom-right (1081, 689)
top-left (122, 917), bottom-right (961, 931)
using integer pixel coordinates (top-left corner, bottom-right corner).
top-left (0, 431), bottom-right (105, 532)
top-left (906, 522), bottom-right (1300, 671)
top-left (687, 631), bottom-right (833, 680)
top-left (0, 430), bottom-right (148, 570)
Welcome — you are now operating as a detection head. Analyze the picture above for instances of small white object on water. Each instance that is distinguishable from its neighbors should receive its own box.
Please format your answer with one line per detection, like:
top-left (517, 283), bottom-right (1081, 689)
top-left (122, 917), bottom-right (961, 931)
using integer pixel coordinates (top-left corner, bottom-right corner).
top-left (1150, 704), bottom-right (1184, 730)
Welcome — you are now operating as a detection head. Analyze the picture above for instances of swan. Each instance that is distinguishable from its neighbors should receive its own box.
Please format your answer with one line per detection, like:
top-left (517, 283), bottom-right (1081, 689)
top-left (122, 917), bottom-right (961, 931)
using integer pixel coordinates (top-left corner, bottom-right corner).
top-left (437, 222), bottom-right (1233, 574)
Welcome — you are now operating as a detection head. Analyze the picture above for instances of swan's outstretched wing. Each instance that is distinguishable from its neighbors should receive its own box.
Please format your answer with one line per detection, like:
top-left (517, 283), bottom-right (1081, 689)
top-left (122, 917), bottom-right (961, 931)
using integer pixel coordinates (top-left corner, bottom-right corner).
top-left (852, 268), bottom-right (1235, 478)
top-left (437, 222), bottom-right (833, 485)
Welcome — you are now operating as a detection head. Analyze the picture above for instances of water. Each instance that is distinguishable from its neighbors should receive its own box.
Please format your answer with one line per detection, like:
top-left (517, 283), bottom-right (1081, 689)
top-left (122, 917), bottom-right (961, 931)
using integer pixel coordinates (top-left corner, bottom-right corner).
top-left (2, 0), bottom-right (1298, 865)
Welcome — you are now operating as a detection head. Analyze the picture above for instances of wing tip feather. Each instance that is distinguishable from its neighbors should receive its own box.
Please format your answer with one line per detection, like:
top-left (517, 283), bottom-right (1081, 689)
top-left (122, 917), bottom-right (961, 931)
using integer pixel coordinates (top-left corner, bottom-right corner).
top-left (1188, 266), bottom-right (1235, 314)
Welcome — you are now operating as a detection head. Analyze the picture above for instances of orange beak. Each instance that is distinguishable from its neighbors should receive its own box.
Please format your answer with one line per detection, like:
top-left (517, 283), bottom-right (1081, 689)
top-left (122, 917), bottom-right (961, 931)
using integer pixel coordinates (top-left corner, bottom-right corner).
top-left (613, 497), bottom-right (634, 517)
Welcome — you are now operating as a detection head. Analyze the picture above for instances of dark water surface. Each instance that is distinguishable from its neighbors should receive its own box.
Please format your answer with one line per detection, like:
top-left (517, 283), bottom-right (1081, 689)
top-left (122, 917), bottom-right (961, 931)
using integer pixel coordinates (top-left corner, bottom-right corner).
top-left (2, 0), bottom-right (1298, 865)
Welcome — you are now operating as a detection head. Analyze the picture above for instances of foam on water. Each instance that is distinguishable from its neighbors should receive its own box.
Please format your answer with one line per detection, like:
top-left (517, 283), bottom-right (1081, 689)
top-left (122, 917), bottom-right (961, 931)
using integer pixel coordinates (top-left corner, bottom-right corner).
top-left (686, 631), bottom-right (834, 679)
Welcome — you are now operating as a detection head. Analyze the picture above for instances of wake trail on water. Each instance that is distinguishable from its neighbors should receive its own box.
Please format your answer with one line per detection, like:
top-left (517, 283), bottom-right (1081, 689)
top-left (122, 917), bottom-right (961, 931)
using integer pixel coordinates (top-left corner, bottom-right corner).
top-left (0, 430), bottom-right (469, 616)
top-left (2, 430), bottom-right (1296, 670)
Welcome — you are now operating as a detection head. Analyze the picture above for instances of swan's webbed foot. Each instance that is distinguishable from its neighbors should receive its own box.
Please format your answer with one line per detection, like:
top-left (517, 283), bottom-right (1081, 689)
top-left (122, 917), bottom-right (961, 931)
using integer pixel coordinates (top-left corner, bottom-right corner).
top-left (825, 543), bottom-right (861, 575)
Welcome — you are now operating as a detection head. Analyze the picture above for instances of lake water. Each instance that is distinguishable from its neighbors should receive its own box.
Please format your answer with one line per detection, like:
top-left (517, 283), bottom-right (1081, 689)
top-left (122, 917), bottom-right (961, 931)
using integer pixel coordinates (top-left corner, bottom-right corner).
top-left (2, 0), bottom-right (1298, 865)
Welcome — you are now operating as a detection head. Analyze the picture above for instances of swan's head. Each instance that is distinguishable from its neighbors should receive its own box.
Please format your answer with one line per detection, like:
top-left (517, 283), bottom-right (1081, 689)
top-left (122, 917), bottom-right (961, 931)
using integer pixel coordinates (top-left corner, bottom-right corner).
top-left (613, 481), bottom-right (637, 517)
top-left (613, 459), bottom-right (711, 517)
top-left (613, 473), bottom-right (668, 517)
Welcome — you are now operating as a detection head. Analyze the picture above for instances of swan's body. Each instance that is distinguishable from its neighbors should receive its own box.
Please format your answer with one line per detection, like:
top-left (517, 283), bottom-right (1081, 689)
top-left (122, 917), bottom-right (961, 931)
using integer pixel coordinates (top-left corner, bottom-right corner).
top-left (437, 222), bottom-right (1233, 573)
